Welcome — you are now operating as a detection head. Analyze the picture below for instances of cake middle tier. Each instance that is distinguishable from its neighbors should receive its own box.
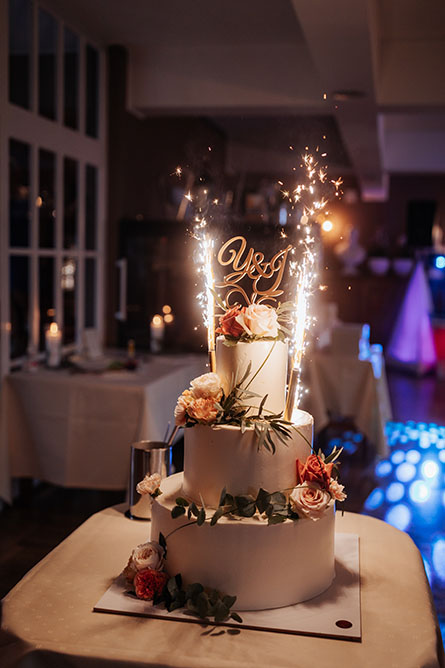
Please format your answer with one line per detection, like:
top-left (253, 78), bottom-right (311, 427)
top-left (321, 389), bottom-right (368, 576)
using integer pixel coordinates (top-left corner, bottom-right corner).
top-left (183, 408), bottom-right (313, 507)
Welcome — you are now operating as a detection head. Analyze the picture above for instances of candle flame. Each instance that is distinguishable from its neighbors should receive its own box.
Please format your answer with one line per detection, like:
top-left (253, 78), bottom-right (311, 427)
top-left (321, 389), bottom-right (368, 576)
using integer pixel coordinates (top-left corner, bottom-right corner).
top-left (49, 322), bottom-right (58, 335)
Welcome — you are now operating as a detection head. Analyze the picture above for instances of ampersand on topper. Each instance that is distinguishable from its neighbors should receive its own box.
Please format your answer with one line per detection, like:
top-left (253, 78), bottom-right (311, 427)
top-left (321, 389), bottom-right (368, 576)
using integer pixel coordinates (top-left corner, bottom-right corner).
top-left (216, 236), bottom-right (293, 306)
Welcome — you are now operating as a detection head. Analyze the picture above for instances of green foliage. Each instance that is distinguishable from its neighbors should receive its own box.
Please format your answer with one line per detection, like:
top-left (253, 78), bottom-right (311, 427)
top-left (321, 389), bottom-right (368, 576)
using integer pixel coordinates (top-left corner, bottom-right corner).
top-left (153, 574), bottom-right (242, 625)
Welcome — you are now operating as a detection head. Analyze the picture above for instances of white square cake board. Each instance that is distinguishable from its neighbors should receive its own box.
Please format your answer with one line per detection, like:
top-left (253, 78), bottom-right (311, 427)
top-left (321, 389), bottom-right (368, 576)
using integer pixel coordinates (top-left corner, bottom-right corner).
top-left (94, 533), bottom-right (361, 641)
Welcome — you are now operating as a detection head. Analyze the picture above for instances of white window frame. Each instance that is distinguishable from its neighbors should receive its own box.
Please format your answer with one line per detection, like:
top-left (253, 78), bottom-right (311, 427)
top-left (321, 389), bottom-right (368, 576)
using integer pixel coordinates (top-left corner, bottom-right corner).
top-left (0, 0), bottom-right (107, 377)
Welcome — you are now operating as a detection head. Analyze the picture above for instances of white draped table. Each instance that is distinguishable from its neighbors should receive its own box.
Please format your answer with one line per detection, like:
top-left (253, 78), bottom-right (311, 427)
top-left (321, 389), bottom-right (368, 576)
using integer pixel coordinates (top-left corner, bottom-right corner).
top-left (0, 355), bottom-right (206, 504)
top-left (306, 352), bottom-right (392, 457)
top-left (0, 507), bottom-right (443, 668)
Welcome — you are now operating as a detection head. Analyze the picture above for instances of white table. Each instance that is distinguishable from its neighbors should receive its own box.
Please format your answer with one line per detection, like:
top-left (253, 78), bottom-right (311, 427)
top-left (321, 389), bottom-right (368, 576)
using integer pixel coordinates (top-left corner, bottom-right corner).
top-left (0, 355), bottom-right (206, 504)
top-left (0, 506), bottom-right (443, 668)
top-left (306, 351), bottom-right (392, 457)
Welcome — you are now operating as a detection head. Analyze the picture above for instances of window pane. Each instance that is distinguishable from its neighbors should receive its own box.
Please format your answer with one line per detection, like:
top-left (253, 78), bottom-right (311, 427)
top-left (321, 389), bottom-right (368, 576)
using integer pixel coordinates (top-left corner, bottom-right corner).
top-left (62, 257), bottom-right (76, 344)
top-left (9, 0), bottom-right (32, 108)
top-left (85, 44), bottom-right (99, 138)
top-left (85, 164), bottom-right (98, 249)
top-left (10, 256), bottom-right (29, 358)
top-left (64, 28), bottom-right (79, 129)
top-left (38, 149), bottom-right (56, 247)
top-left (38, 9), bottom-right (58, 120)
top-left (85, 258), bottom-right (96, 327)
top-left (9, 139), bottom-right (30, 247)
top-left (63, 157), bottom-right (78, 249)
top-left (39, 257), bottom-right (55, 351)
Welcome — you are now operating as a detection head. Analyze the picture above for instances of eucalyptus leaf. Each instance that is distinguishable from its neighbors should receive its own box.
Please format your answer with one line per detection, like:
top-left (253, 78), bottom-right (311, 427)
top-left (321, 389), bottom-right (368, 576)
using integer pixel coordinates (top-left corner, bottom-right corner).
top-left (197, 508), bottom-right (206, 526)
top-left (175, 497), bottom-right (189, 507)
top-left (210, 508), bottom-right (224, 526)
top-left (230, 612), bottom-right (243, 623)
top-left (171, 505), bottom-right (186, 519)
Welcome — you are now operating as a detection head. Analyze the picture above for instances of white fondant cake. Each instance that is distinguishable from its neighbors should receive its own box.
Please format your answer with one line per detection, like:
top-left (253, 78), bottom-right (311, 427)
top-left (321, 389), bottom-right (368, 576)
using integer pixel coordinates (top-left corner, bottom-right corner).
top-left (215, 336), bottom-right (287, 414)
top-left (151, 335), bottom-right (337, 611)
top-left (183, 410), bottom-right (313, 507)
top-left (151, 473), bottom-right (335, 611)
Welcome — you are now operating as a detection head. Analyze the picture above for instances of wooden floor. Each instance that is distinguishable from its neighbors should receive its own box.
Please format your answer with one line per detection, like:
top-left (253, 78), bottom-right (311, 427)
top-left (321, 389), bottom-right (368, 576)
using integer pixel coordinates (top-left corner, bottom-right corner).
top-left (0, 368), bottom-right (444, 644)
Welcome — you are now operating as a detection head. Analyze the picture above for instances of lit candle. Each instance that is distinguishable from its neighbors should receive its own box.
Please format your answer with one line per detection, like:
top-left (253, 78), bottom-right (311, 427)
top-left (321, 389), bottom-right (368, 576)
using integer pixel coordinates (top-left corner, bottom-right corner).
top-left (150, 315), bottom-right (164, 353)
top-left (45, 322), bottom-right (62, 368)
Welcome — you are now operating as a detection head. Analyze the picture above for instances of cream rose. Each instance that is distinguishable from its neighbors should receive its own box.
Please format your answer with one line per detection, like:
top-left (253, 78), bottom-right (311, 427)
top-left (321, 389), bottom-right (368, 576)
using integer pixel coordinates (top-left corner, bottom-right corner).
top-left (190, 372), bottom-right (222, 399)
top-left (123, 540), bottom-right (165, 582)
top-left (235, 304), bottom-right (278, 338)
top-left (136, 472), bottom-right (161, 496)
top-left (329, 479), bottom-right (347, 502)
top-left (289, 482), bottom-right (331, 521)
top-left (174, 389), bottom-right (193, 426)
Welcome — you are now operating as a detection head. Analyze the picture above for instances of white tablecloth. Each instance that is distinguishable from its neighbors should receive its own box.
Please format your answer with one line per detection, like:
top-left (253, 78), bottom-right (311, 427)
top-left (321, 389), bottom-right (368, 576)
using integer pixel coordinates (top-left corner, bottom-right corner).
top-left (0, 355), bottom-right (206, 503)
top-left (306, 352), bottom-right (392, 457)
top-left (0, 506), bottom-right (443, 668)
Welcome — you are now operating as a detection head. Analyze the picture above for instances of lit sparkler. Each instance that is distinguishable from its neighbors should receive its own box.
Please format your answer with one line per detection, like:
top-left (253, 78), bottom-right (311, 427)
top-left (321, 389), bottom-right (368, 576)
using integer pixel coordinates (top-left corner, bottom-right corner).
top-left (283, 146), bottom-right (342, 419)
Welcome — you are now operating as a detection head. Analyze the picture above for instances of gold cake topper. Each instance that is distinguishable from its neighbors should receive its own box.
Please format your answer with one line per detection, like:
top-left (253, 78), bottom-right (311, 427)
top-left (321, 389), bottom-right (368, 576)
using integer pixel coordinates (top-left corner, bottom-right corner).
top-left (216, 236), bottom-right (293, 306)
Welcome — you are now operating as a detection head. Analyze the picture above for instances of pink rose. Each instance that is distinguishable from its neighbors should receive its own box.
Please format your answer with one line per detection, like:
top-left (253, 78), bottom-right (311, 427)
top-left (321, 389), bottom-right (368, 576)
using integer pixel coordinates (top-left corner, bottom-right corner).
top-left (216, 306), bottom-right (246, 338)
top-left (289, 482), bottom-right (331, 521)
top-left (296, 454), bottom-right (333, 491)
top-left (134, 568), bottom-right (169, 601)
top-left (235, 304), bottom-right (278, 338)
top-left (187, 397), bottom-right (219, 424)
top-left (329, 478), bottom-right (347, 501)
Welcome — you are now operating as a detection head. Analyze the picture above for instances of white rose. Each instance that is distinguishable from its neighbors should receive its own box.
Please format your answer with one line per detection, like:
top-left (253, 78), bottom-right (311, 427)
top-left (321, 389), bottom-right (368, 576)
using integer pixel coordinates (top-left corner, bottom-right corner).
top-left (136, 472), bottom-right (161, 496)
top-left (130, 541), bottom-right (165, 572)
top-left (329, 479), bottom-right (347, 502)
top-left (289, 482), bottom-right (331, 521)
top-left (190, 372), bottom-right (222, 399)
top-left (235, 304), bottom-right (278, 338)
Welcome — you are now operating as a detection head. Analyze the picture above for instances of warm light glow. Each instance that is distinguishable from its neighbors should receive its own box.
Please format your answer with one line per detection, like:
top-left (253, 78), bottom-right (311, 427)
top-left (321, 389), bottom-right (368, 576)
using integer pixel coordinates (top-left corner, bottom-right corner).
top-left (49, 322), bottom-right (59, 335)
top-left (322, 219), bottom-right (333, 232)
top-left (162, 304), bottom-right (172, 314)
top-left (164, 313), bottom-right (174, 324)
top-left (36, 196), bottom-right (43, 207)
top-left (152, 315), bottom-right (164, 327)
top-left (47, 308), bottom-right (55, 317)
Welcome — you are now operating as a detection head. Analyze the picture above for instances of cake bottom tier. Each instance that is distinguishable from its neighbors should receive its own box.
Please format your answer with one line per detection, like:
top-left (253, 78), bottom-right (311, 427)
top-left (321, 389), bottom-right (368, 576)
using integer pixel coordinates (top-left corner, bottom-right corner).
top-left (151, 473), bottom-right (336, 611)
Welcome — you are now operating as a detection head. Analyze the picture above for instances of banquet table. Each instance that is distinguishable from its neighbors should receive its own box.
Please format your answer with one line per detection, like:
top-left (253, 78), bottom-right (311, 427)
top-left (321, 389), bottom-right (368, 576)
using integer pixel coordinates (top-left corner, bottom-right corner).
top-left (0, 506), bottom-right (443, 668)
top-left (307, 351), bottom-right (392, 457)
top-left (0, 355), bottom-right (206, 504)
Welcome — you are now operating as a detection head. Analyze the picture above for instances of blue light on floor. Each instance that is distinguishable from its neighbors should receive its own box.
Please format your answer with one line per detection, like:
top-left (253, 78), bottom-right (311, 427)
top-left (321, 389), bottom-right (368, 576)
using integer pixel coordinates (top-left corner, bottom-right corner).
top-left (435, 255), bottom-right (445, 269)
top-left (406, 449), bottom-right (421, 464)
top-left (376, 460), bottom-right (393, 478)
top-left (386, 482), bottom-right (405, 503)
top-left (384, 504), bottom-right (412, 531)
top-left (409, 480), bottom-right (430, 503)
top-left (421, 460), bottom-right (440, 480)
top-left (364, 487), bottom-right (385, 511)
top-left (432, 539), bottom-right (445, 581)
top-left (395, 462), bottom-right (417, 482)
top-left (391, 449), bottom-right (405, 464)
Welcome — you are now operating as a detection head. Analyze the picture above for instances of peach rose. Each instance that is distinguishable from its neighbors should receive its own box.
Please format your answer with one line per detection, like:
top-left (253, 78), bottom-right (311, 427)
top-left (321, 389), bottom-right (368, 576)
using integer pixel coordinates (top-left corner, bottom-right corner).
top-left (289, 483), bottom-right (331, 521)
top-left (235, 304), bottom-right (278, 338)
top-left (174, 389), bottom-right (193, 426)
top-left (136, 472), bottom-right (161, 496)
top-left (296, 454), bottom-right (333, 491)
top-left (123, 540), bottom-right (165, 583)
top-left (190, 372), bottom-right (222, 399)
top-left (216, 306), bottom-right (245, 338)
top-left (187, 397), bottom-right (219, 423)
top-left (329, 479), bottom-right (347, 502)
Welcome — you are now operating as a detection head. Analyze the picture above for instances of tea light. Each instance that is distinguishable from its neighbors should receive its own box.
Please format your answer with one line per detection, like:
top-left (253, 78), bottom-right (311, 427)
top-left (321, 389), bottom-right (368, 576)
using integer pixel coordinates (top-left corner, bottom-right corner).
top-left (46, 322), bottom-right (62, 367)
top-left (150, 315), bottom-right (164, 353)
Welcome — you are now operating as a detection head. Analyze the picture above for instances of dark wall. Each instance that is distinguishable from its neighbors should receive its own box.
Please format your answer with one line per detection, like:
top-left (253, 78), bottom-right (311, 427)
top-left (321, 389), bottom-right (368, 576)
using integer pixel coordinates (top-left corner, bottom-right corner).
top-left (106, 46), bottom-right (226, 346)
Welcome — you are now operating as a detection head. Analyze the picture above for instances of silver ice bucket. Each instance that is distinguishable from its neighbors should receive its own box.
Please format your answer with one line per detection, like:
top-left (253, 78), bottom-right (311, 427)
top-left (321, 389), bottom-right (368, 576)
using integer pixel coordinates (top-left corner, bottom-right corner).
top-left (127, 440), bottom-right (172, 520)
